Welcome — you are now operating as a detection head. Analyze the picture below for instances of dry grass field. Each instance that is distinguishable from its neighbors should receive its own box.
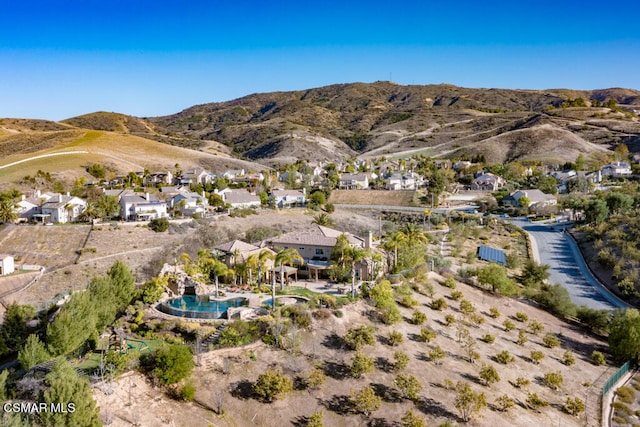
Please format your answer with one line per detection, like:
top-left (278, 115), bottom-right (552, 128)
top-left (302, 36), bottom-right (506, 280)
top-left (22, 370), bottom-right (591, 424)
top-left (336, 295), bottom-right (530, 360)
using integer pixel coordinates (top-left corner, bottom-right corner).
top-left (329, 190), bottom-right (416, 207)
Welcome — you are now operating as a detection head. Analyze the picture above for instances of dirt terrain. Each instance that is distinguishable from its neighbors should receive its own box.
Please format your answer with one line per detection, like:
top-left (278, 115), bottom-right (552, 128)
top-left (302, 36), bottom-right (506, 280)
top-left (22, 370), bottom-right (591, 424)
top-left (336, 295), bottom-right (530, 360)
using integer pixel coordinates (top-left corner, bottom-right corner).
top-left (94, 272), bottom-right (611, 427)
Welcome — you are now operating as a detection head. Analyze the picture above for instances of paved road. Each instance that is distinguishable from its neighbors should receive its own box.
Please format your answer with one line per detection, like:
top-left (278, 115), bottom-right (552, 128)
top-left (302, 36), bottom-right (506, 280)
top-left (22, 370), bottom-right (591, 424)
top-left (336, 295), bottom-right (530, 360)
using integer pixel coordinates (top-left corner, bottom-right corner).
top-left (512, 218), bottom-right (628, 310)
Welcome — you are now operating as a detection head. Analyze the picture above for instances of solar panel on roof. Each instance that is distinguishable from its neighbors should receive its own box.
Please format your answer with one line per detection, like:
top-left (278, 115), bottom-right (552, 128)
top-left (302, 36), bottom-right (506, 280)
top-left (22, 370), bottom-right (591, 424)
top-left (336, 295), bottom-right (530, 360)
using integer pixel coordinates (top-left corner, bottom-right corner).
top-left (477, 245), bottom-right (508, 266)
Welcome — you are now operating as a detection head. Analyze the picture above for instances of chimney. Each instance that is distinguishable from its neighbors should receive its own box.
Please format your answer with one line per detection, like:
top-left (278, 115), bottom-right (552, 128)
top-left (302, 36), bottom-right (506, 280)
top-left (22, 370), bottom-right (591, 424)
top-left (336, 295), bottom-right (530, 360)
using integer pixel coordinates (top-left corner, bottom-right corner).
top-left (36, 189), bottom-right (41, 198)
top-left (302, 188), bottom-right (306, 195)
top-left (145, 192), bottom-right (150, 201)
top-left (21, 195), bottom-right (26, 201)
top-left (365, 230), bottom-right (373, 249)
top-left (202, 190), bottom-right (205, 198)
top-left (66, 192), bottom-right (70, 197)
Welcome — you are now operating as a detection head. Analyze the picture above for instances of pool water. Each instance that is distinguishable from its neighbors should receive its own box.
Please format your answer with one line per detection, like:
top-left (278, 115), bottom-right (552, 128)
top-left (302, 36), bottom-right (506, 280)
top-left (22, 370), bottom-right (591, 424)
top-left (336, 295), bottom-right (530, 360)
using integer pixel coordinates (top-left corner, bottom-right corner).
top-left (158, 295), bottom-right (248, 319)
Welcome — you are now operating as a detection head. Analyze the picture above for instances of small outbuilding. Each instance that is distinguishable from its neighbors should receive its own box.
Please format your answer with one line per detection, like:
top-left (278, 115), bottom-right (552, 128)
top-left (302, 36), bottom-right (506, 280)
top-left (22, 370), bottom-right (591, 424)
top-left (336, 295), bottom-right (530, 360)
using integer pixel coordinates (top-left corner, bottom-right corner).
top-left (0, 254), bottom-right (15, 275)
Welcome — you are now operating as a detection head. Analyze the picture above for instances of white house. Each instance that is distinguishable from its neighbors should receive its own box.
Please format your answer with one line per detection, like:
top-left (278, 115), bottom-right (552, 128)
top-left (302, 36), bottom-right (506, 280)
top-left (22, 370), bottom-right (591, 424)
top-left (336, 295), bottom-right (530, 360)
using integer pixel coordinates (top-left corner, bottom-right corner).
top-left (40, 194), bottom-right (87, 224)
top-left (269, 189), bottom-right (306, 208)
top-left (170, 191), bottom-right (208, 217)
top-left (219, 189), bottom-right (261, 209)
top-left (119, 193), bottom-right (168, 221)
top-left (338, 172), bottom-right (376, 190)
top-left (0, 254), bottom-right (14, 275)
top-left (385, 172), bottom-right (419, 190)
top-left (179, 168), bottom-right (214, 186)
top-left (15, 195), bottom-right (41, 222)
top-left (601, 162), bottom-right (632, 178)
top-left (222, 169), bottom-right (245, 180)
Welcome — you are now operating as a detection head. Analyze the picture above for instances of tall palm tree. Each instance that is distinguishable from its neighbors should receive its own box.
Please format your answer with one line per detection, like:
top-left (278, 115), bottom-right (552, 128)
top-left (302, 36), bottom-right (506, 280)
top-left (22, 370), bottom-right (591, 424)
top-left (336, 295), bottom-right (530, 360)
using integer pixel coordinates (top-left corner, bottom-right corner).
top-left (257, 249), bottom-right (275, 287)
top-left (382, 231), bottom-right (407, 272)
top-left (246, 254), bottom-right (259, 286)
top-left (345, 246), bottom-right (369, 298)
top-left (274, 248), bottom-right (303, 290)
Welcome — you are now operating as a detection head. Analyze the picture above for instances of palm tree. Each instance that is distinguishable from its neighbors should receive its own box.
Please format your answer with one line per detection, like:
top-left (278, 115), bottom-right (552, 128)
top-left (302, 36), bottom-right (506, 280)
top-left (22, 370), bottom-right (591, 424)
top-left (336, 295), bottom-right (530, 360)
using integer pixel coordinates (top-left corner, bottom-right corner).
top-left (246, 254), bottom-right (259, 286)
top-left (78, 201), bottom-right (99, 223)
top-left (382, 231), bottom-right (407, 272)
top-left (274, 248), bottom-right (303, 290)
top-left (0, 198), bottom-right (17, 223)
top-left (313, 213), bottom-right (335, 227)
top-left (257, 249), bottom-right (274, 287)
top-left (345, 246), bottom-right (369, 298)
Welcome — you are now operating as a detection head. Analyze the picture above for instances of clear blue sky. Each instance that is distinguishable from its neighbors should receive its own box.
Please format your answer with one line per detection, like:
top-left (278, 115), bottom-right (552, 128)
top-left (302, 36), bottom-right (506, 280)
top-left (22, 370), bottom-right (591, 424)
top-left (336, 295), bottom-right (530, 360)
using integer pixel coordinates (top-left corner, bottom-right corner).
top-left (1, 0), bottom-right (639, 120)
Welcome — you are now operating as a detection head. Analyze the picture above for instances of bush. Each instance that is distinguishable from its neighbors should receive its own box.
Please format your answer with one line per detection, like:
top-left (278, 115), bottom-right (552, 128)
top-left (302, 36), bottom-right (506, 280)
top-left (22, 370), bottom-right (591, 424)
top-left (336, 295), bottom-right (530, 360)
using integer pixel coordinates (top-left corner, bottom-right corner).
top-left (148, 217), bottom-right (169, 232)
top-left (444, 314), bottom-right (456, 326)
top-left (307, 410), bottom-right (324, 427)
top-left (562, 350), bottom-right (576, 366)
top-left (388, 330), bottom-right (404, 346)
top-left (141, 344), bottom-right (194, 385)
top-left (480, 334), bottom-right (495, 344)
top-left (591, 351), bottom-right (606, 366)
top-left (350, 386), bottom-right (381, 416)
top-left (503, 319), bottom-right (515, 332)
top-left (516, 330), bottom-right (528, 345)
top-left (543, 371), bottom-right (564, 390)
top-left (528, 320), bottom-right (544, 335)
top-left (400, 409), bottom-right (426, 427)
top-left (495, 350), bottom-right (514, 365)
top-left (443, 278), bottom-right (457, 289)
top-left (344, 325), bottom-right (375, 351)
top-left (530, 351), bottom-right (545, 364)
top-left (526, 392), bottom-right (549, 410)
top-left (479, 364), bottom-right (500, 385)
top-left (420, 327), bottom-right (437, 343)
top-left (307, 368), bottom-right (327, 389)
top-left (450, 290), bottom-right (463, 301)
top-left (410, 310), bottom-right (427, 325)
top-left (513, 377), bottom-right (530, 388)
top-left (179, 382), bottom-right (196, 401)
top-left (428, 345), bottom-right (446, 365)
top-left (542, 333), bottom-right (560, 348)
top-left (394, 374), bottom-right (423, 400)
top-left (564, 397), bottom-right (585, 416)
top-left (399, 295), bottom-right (419, 308)
top-left (351, 351), bottom-right (374, 378)
top-left (431, 298), bottom-right (448, 311)
top-left (488, 307), bottom-right (500, 319)
top-left (217, 320), bottom-right (260, 347)
top-left (393, 351), bottom-right (410, 371)
top-left (615, 386), bottom-right (636, 404)
top-left (253, 369), bottom-right (293, 402)
top-left (515, 312), bottom-right (528, 322)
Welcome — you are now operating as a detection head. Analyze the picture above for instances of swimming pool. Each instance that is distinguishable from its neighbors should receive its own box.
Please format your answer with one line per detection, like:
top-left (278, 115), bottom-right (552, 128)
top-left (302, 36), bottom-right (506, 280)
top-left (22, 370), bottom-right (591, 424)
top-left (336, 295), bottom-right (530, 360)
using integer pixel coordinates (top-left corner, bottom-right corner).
top-left (157, 295), bottom-right (248, 319)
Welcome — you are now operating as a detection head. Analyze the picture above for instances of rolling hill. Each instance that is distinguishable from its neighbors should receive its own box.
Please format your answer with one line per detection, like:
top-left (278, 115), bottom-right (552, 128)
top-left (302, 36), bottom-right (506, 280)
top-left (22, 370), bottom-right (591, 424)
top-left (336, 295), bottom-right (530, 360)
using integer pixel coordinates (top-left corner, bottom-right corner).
top-left (2, 82), bottom-right (640, 179)
top-left (147, 82), bottom-right (640, 165)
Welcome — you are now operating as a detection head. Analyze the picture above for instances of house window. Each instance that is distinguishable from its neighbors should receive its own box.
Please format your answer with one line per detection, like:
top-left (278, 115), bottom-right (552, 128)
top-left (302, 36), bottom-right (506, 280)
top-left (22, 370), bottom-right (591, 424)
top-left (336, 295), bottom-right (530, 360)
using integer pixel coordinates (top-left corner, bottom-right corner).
top-left (299, 247), bottom-right (304, 251)
top-left (315, 249), bottom-right (324, 255)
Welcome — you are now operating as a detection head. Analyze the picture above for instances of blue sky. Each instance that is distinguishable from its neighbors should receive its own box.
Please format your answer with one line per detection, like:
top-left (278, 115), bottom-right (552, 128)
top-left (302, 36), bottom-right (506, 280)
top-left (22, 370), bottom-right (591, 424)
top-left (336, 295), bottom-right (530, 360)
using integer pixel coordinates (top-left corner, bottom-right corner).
top-left (1, 0), bottom-right (638, 120)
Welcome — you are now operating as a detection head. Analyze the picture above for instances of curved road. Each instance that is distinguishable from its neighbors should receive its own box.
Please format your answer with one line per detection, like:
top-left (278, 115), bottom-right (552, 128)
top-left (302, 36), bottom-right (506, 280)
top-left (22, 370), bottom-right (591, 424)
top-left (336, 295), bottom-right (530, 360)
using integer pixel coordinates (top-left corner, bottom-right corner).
top-left (512, 218), bottom-right (628, 310)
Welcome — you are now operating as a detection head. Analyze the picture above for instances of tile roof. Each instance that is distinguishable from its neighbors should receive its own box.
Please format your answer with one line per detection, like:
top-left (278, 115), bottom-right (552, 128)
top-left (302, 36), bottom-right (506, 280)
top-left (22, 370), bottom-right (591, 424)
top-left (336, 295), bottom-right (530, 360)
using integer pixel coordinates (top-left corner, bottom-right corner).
top-left (269, 224), bottom-right (364, 248)
top-left (215, 240), bottom-right (261, 253)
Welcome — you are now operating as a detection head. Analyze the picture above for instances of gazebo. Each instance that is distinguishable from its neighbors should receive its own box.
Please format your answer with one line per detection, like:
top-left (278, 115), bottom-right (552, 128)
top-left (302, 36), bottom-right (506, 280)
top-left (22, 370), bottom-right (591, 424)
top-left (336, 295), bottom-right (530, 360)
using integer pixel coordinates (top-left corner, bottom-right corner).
top-left (306, 260), bottom-right (331, 282)
top-left (269, 265), bottom-right (298, 285)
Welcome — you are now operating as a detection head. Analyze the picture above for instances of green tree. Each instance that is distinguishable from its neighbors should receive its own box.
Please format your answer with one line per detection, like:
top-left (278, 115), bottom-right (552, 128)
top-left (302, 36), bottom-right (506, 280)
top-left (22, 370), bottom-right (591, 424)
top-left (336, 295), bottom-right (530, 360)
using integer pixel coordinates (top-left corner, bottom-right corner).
top-left (393, 351), bottom-right (410, 371)
top-left (428, 345), bottom-right (447, 365)
top-left (350, 386), bottom-right (381, 416)
top-left (143, 344), bottom-right (194, 385)
top-left (40, 358), bottom-right (101, 427)
top-left (518, 195), bottom-right (531, 208)
top-left (495, 394), bottom-right (515, 412)
top-left (141, 276), bottom-right (169, 303)
top-left (591, 350), bottom-right (606, 366)
top-left (606, 192), bottom-right (634, 216)
top-left (476, 264), bottom-right (517, 295)
top-left (18, 334), bottom-right (51, 370)
top-left (585, 199), bottom-right (609, 224)
top-left (253, 369), bottom-right (293, 402)
top-left (520, 261), bottom-right (550, 288)
top-left (543, 371), bottom-right (564, 390)
top-left (479, 364), bottom-right (500, 386)
top-left (0, 198), bottom-right (18, 223)
top-left (96, 194), bottom-right (120, 219)
top-left (454, 381), bottom-right (487, 422)
top-left (394, 374), bottom-right (423, 400)
top-left (46, 291), bottom-right (97, 356)
top-left (608, 309), bottom-right (640, 361)
top-left (0, 303), bottom-right (35, 355)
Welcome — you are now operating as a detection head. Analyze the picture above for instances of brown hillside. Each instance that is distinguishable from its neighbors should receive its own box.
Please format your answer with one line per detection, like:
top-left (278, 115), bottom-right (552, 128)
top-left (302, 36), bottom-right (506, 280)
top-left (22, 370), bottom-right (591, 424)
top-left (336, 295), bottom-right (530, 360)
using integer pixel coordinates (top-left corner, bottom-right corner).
top-left (148, 82), bottom-right (640, 165)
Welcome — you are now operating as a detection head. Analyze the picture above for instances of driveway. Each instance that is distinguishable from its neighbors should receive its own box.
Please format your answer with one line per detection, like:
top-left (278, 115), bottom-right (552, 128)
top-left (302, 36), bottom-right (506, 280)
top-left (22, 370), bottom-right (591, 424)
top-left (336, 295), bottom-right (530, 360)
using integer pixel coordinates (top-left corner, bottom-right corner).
top-left (511, 218), bottom-right (628, 310)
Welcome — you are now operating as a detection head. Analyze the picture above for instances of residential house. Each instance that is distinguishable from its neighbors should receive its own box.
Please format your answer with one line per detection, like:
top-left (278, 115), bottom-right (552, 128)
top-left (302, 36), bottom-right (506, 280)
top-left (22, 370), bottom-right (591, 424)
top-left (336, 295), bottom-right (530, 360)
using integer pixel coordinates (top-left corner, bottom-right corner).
top-left (266, 224), bottom-right (382, 281)
top-left (15, 195), bottom-right (42, 222)
top-left (502, 189), bottom-right (557, 208)
top-left (40, 194), bottom-right (87, 223)
top-left (218, 189), bottom-right (261, 209)
top-left (178, 168), bottom-right (214, 186)
top-left (338, 172), bottom-right (376, 190)
top-left (222, 169), bottom-right (245, 180)
top-left (453, 160), bottom-right (473, 171)
top-left (0, 255), bottom-right (14, 275)
top-left (471, 173), bottom-right (506, 191)
top-left (601, 162), bottom-right (632, 178)
top-left (215, 240), bottom-right (276, 268)
top-left (385, 172), bottom-right (419, 190)
top-left (277, 170), bottom-right (303, 185)
top-left (170, 190), bottom-right (209, 217)
top-left (269, 189), bottom-right (306, 208)
top-left (144, 171), bottom-right (173, 187)
top-left (119, 193), bottom-right (168, 221)
top-left (232, 172), bottom-right (264, 186)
